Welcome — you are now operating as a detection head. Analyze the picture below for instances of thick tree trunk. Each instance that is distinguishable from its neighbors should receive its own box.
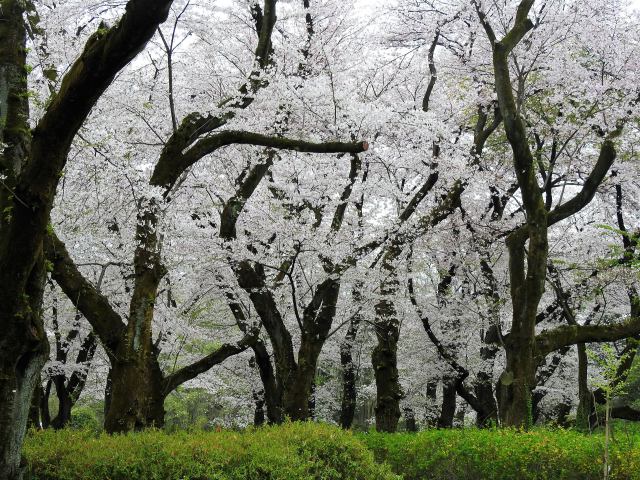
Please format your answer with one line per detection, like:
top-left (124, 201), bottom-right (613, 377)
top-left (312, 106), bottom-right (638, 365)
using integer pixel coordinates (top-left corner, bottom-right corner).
top-left (0, 350), bottom-right (47, 480)
top-left (437, 377), bottom-right (457, 428)
top-left (281, 338), bottom-right (322, 421)
top-left (372, 341), bottom-right (402, 432)
top-left (0, 269), bottom-right (48, 478)
top-left (373, 241), bottom-right (403, 433)
top-left (474, 373), bottom-right (498, 427)
top-left (497, 340), bottom-right (536, 428)
top-left (372, 299), bottom-right (402, 432)
top-left (104, 356), bottom-right (165, 433)
top-left (0, 259), bottom-right (49, 480)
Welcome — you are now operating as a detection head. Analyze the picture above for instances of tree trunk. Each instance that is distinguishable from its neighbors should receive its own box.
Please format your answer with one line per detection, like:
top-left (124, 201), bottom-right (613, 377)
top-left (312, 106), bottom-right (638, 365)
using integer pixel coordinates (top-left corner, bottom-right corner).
top-left (0, 2), bottom-right (49, 477)
top-left (252, 388), bottom-right (266, 426)
top-left (576, 342), bottom-right (594, 430)
top-left (104, 356), bottom-right (165, 433)
top-left (497, 340), bottom-right (536, 428)
top-left (251, 342), bottom-right (282, 424)
top-left (28, 380), bottom-right (44, 430)
top-left (0, 349), bottom-right (47, 480)
top-left (403, 407), bottom-right (418, 432)
top-left (437, 377), bottom-right (457, 428)
top-left (425, 380), bottom-right (438, 427)
top-left (281, 341), bottom-right (320, 421)
top-left (372, 302), bottom-right (402, 432)
top-left (474, 373), bottom-right (498, 427)
top-left (50, 377), bottom-right (73, 430)
top-left (339, 309), bottom-right (361, 429)
top-left (373, 243), bottom-right (403, 433)
top-left (0, 256), bottom-right (49, 479)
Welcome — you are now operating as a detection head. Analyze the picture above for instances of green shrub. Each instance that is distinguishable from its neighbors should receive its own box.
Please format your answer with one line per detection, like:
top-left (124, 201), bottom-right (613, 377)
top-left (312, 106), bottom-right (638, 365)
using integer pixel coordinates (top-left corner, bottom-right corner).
top-left (360, 427), bottom-right (640, 480)
top-left (68, 406), bottom-right (101, 432)
top-left (24, 422), bottom-right (399, 480)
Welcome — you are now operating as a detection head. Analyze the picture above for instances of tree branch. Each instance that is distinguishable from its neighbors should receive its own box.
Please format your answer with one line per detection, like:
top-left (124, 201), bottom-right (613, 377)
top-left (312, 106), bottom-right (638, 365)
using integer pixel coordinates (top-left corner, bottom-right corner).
top-left (162, 330), bottom-right (258, 395)
top-left (536, 317), bottom-right (640, 358)
top-left (151, 131), bottom-right (367, 189)
top-left (44, 231), bottom-right (126, 358)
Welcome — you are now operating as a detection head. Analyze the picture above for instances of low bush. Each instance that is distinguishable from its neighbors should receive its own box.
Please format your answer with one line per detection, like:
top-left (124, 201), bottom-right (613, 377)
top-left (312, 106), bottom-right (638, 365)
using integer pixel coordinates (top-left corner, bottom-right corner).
top-left (25, 423), bottom-right (640, 479)
top-left (360, 427), bottom-right (640, 480)
top-left (24, 422), bottom-right (399, 480)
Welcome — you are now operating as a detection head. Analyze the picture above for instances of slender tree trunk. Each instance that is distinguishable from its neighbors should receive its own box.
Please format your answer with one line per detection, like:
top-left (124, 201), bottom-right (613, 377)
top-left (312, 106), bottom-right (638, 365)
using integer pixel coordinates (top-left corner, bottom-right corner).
top-left (604, 394), bottom-right (610, 480)
top-left (339, 307), bottom-right (361, 429)
top-left (41, 380), bottom-right (52, 429)
top-left (252, 389), bottom-right (266, 426)
top-left (576, 342), bottom-right (594, 430)
top-left (28, 380), bottom-right (44, 430)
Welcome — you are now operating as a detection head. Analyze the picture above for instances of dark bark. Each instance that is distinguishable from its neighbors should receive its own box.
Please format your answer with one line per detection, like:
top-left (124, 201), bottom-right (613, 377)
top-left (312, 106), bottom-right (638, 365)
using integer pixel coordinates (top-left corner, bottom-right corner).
top-left (0, 2), bottom-right (48, 476)
top-left (28, 380), bottom-right (44, 431)
top-left (425, 381), bottom-right (438, 427)
top-left (404, 407), bottom-right (418, 432)
top-left (576, 342), bottom-right (594, 430)
top-left (372, 284), bottom-right (403, 432)
top-left (105, 355), bottom-right (166, 433)
top-left (339, 306), bottom-right (362, 429)
top-left (437, 377), bottom-right (457, 428)
top-left (371, 176), bottom-right (463, 433)
top-left (475, 0), bottom-right (626, 427)
top-left (252, 390), bottom-right (266, 426)
top-left (47, 230), bottom-right (255, 432)
top-left (219, 147), bottom-right (366, 423)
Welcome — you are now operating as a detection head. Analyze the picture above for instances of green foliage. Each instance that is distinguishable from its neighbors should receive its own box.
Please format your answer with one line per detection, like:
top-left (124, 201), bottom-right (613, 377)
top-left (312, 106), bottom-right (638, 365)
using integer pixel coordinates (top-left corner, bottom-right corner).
top-left (24, 423), bottom-right (399, 480)
top-left (68, 406), bottom-right (101, 432)
top-left (164, 388), bottom-right (217, 432)
top-left (360, 428), bottom-right (640, 480)
top-left (25, 424), bottom-right (640, 480)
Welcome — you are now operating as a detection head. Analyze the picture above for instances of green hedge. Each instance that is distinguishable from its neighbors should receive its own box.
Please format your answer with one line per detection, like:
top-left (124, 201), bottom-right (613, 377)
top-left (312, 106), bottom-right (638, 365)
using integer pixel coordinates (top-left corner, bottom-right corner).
top-left (24, 424), bottom-right (640, 479)
top-left (360, 428), bottom-right (640, 480)
top-left (24, 423), bottom-right (399, 480)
